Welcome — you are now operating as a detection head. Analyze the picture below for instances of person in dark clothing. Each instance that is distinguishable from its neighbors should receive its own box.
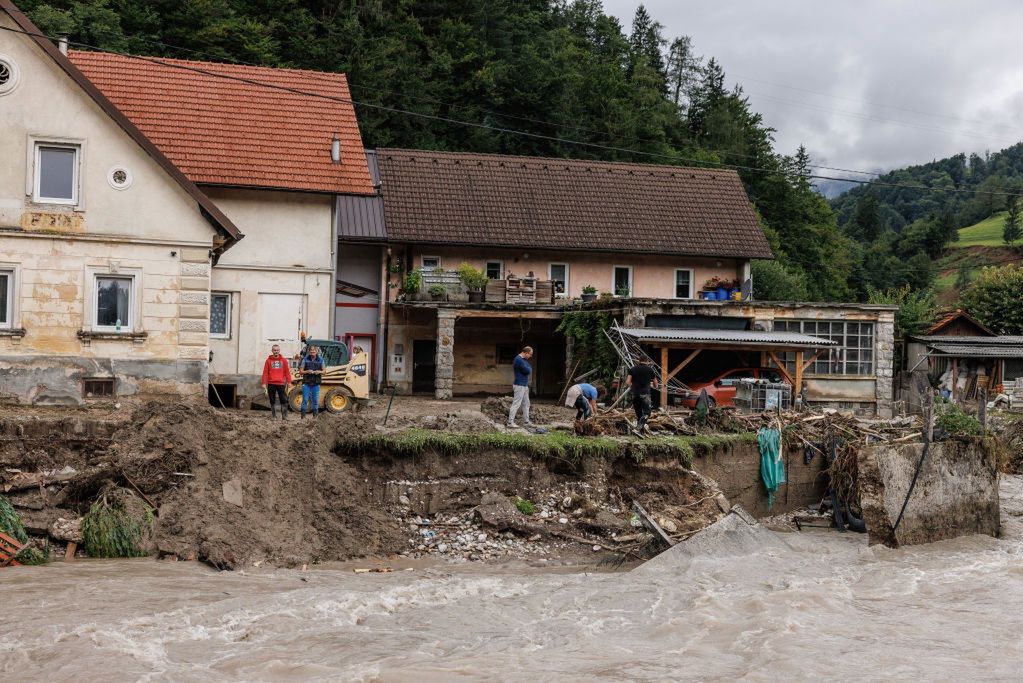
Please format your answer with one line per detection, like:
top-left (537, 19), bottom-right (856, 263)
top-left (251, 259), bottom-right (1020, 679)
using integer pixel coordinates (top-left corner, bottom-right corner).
top-left (626, 358), bottom-right (659, 432)
top-left (299, 345), bottom-right (325, 418)
top-left (260, 344), bottom-right (291, 420)
top-left (507, 346), bottom-right (534, 427)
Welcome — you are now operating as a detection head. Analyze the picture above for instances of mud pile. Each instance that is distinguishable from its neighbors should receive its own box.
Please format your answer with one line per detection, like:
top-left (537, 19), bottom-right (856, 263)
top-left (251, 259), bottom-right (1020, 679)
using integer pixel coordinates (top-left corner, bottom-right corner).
top-left (480, 396), bottom-right (566, 425)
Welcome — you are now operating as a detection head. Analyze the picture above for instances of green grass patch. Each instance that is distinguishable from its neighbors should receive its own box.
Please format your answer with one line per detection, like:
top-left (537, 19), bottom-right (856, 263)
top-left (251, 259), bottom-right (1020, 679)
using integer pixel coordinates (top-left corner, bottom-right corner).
top-left (81, 501), bottom-right (149, 558)
top-left (956, 212), bottom-right (1010, 248)
top-left (335, 428), bottom-right (756, 467)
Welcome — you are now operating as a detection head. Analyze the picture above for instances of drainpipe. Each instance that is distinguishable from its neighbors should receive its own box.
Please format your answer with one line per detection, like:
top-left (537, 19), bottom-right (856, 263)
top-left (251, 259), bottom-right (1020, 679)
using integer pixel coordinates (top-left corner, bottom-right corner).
top-left (58, 36), bottom-right (68, 55)
top-left (329, 197), bottom-right (338, 339)
top-left (379, 246), bottom-right (391, 390)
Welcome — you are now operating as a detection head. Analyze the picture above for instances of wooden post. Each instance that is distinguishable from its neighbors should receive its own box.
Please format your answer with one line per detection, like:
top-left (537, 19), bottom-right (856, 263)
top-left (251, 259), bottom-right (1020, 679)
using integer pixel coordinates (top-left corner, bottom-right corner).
top-left (794, 350), bottom-right (804, 397)
top-left (660, 345), bottom-right (668, 409)
top-left (951, 358), bottom-right (958, 403)
top-left (64, 541), bottom-right (77, 561)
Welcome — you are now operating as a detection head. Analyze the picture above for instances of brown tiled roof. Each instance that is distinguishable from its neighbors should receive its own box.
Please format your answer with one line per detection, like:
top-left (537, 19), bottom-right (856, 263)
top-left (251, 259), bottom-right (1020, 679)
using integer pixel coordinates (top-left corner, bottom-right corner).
top-left (375, 149), bottom-right (772, 258)
top-left (69, 50), bottom-right (374, 195)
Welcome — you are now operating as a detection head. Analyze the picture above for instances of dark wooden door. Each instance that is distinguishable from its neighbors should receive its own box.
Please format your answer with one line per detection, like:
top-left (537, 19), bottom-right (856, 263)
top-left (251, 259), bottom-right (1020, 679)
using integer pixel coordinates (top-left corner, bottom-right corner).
top-left (412, 340), bottom-right (436, 393)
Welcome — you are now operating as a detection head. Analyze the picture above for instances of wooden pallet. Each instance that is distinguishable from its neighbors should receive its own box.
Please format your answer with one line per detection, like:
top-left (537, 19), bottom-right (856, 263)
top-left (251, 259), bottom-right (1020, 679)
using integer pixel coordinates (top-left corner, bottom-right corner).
top-left (0, 531), bottom-right (25, 567)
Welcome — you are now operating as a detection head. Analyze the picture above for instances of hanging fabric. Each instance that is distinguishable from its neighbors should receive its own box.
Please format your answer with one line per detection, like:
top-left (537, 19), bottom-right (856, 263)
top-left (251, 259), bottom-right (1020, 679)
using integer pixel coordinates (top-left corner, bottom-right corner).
top-left (757, 426), bottom-right (785, 508)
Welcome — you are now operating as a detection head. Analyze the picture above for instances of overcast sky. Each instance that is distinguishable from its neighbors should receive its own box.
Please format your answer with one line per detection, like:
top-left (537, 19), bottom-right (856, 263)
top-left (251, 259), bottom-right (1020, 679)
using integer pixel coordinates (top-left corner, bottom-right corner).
top-left (604, 1), bottom-right (1023, 187)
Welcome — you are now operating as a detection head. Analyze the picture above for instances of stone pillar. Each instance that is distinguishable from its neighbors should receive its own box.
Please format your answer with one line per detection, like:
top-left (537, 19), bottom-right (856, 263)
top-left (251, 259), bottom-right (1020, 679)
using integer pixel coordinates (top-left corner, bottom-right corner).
top-left (622, 303), bottom-right (645, 328)
top-left (875, 311), bottom-right (896, 418)
top-left (564, 335), bottom-right (575, 380)
top-left (435, 309), bottom-right (457, 399)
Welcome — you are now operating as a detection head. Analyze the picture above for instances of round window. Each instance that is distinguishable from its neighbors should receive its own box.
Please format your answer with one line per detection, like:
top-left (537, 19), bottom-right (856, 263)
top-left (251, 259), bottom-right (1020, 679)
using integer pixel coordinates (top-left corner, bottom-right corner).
top-left (0, 55), bottom-right (21, 96)
top-left (107, 166), bottom-right (134, 190)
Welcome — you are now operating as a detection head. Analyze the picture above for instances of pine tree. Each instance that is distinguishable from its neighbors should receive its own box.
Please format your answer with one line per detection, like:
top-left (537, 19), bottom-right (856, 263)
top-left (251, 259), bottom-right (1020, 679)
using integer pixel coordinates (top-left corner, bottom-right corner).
top-left (1004, 196), bottom-right (1022, 245)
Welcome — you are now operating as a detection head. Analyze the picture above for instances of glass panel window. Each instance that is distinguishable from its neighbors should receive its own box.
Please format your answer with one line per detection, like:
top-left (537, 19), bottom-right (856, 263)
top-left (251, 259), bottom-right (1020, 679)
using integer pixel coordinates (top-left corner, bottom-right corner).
top-left (95, 276), bottom-right (132, 329)
top-left (613, 267), bottom-right (632, 297)
top-left (485, 261), bottom-right (503, 280)
top-left (674, 269), bottom-right (693, 298)
top-left (0, 271), bottom-right (9, 326)
top-left (421, 256), bottom-right (440, 270)
top-left (35, 144), bottom-right (78, 203)
top-left (549, 263), bottom-right (568, 296)
top-left (210, 293), bottom-right (230, 338)
top-left (774, 320), bottom-right (875, 376)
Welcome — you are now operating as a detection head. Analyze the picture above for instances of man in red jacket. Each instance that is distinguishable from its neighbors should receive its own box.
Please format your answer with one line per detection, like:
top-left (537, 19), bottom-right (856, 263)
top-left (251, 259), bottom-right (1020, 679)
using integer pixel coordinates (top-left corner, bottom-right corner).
top-left (261, 344), bottom-right (292, 420)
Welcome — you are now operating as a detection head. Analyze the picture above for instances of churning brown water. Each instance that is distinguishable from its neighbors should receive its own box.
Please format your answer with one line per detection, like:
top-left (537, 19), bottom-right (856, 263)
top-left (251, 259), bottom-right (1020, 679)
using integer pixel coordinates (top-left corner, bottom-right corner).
top-left (5, 477), bottom-right (1023, 682)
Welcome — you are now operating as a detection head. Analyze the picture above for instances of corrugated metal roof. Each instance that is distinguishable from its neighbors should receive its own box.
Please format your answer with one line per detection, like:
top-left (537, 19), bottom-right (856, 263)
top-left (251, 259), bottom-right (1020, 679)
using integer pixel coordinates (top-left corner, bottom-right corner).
top-left (618, 328), bottom-right (837, 348)
top-left (928, 343), bottom-right (1023, 358)
top-left (914, 335), bottom-right (1023, 344)
top-left (337, 151), bottom-right (386, 241)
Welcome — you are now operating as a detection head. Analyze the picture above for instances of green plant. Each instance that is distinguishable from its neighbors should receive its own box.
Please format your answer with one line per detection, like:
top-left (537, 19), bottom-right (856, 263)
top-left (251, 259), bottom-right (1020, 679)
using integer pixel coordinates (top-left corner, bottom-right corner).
top-left (867, 284), bottom-right (937, 338)
top-left (705, 276), bottom-right (724, 289)
top-left (0, 494), bottom-right (27, 544)
top-left (936, 400), bottom-right (983, 436)
top-left (615, 285), bottom-right (630, 297)
top-left (428, 284), bottom-right (447, 297)
top-left (557, 310), bottom-right (620, 387)
top-left (404, 270), bottom-right (422, 294)
top-left (582, 284), bottom-right (598, 294)
top-left (959, 264), bottom-right (1023, 334)
top-left (456, 262), bottom-right (489, 291)
top-left (515, 497), bottom-right (535, 515)
top-left (81, 499), bottom-right (148, 558)
top-left (16, 545), bottom-right (49, 565)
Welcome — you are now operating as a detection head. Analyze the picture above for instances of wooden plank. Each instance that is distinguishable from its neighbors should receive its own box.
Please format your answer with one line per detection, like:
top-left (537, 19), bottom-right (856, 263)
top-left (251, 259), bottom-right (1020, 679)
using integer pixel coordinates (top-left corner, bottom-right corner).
top-left (767, 352), bottom-right (794, 386)
top-left (632, 500), bottom-right (675, 547)
top-left (64, 541), bottom-right (77, 561)
top-left (795, 350), bottom-right (804, 395)
top-left (665, 349), bottom-right (701, 383)
top-left (801, 349), bottom-right (823, 371)
top-left (660, 346), bottom-right (669, 408)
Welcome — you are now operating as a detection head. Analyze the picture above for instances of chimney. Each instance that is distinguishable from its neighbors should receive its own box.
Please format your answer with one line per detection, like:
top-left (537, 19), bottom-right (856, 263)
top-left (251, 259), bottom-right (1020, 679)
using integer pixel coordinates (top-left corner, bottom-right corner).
top-left (330, 133), bottom-right (341, 164)
top-left (58, 36), bottom-right (69, 55)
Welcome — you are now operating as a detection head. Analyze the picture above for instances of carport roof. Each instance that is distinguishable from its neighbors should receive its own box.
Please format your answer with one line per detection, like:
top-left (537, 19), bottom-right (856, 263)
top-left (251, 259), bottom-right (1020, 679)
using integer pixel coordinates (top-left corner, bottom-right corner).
top-left (618, 328), bottom-right (837, 349)
top-left (926, 343), bottom-right (1023, 358)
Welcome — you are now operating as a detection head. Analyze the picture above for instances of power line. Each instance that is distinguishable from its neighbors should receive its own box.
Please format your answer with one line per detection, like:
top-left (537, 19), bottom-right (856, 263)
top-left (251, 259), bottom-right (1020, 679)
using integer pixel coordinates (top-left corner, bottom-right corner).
top-left (2, 21), bottom-right (1022, 200)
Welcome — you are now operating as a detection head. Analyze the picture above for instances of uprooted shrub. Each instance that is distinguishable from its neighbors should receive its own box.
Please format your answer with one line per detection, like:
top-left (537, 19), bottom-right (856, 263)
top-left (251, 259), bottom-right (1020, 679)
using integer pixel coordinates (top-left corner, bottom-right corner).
top-left (936, 401), bottom-right (984, 437)
top-left (82, 492), bottom-right (152, 559)
top-left (0, 494), bottom-right (28, 545)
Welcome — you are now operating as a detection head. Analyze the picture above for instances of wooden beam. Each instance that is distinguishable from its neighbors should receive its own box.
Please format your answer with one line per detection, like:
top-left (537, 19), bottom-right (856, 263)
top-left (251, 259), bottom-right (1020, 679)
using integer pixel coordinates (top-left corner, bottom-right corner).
top-left (665, 349), bottom-right (702, 383)
top-left (952, 358), bottom-right (958, 402)
top-left (660, 346), bottom-right (669, 408)
top-left (801, 349), bottom-right (823, 372)
top-left (767, 351), bottom-right (794, 386)
top-left (794, 350), bottom-right (804, 396)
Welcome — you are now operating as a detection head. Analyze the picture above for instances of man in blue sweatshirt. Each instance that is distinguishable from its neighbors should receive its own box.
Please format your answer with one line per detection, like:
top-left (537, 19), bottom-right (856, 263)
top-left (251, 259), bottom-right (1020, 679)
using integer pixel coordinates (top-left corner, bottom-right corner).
top-left (507, 346), bottom-right (534, 427)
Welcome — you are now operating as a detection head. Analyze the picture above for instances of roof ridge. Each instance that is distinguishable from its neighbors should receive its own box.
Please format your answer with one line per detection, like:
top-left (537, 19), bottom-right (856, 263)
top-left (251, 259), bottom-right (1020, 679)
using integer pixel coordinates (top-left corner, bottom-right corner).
top-left (67, 48), bottom-right (349, 81)
top-left (375, 147), bottom-right (741, 178)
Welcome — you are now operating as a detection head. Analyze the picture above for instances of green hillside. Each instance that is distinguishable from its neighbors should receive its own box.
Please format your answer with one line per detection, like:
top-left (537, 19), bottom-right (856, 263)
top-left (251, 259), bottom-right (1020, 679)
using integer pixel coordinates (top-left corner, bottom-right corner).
top-left (954, 212), bottom-right (1011, 248)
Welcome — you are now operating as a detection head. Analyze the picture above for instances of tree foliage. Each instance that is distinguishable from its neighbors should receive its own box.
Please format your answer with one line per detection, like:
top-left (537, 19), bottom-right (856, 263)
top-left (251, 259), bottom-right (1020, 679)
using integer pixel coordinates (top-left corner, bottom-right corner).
top-left (958, 265), bottom-right (1023, 334)
top-left (1004, 196), bottom-right (1022, 245)
top-left (866, 285), bottom-right (937, 338)
top-left (23, 0), bottom-right (879, 302)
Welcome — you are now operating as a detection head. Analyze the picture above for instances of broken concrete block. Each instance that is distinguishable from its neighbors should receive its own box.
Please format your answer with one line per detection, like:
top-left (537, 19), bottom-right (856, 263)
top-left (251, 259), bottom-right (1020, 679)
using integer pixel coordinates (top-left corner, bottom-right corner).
top-left (858, 439), bottom-right (999, 547)
top-left (222, 478), bottom-right (244, 507)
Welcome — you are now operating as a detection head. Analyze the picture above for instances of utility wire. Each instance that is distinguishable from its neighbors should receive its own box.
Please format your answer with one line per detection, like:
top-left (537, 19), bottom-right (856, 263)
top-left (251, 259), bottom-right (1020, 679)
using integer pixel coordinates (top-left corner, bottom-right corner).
top-left (2, 21), bottom-right (1022, 199)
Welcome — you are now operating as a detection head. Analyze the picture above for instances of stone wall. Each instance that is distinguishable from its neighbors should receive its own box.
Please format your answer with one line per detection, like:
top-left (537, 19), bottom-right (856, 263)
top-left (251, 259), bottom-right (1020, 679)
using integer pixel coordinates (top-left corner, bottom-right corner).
top-left (691, 440), bottom-right (829, 518)
top-left (858, 438), bottom-right (1000, 547)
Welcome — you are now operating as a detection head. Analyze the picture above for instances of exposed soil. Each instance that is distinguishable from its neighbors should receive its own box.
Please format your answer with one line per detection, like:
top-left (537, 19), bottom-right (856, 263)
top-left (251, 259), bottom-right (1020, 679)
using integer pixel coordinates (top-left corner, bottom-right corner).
top-left (1, 397), bottom-right (727, 569)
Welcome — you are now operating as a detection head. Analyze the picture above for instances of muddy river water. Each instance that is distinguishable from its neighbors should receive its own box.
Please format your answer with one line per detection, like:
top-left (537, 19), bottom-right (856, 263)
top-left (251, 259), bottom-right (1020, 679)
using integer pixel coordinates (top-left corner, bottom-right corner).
top-left (5, 476), bottom-right (1023, 682)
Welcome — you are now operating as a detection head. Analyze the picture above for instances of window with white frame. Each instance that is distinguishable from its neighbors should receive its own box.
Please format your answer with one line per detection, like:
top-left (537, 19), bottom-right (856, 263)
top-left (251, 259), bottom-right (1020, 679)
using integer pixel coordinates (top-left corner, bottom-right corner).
top-left (0, 269), bottom-right (12, 328)
top-left (210, 292), bottom-right (231, 339)
top-left (613, 266), bottom-right (632, 297)
top-left (485, 261), bottom-right (503, 280)
top-left (34, 143), bottom-right (80, 205)
top-left (421, 255), bottom-right (441, 270)
top-left (94, 275), bottom-right (133, 330)
top-left (549, 263), bottom-right (568, 297)
top-left (674, 269), bottom-right (693, 299)
top-left (774, 320), bottom-right (875, 376)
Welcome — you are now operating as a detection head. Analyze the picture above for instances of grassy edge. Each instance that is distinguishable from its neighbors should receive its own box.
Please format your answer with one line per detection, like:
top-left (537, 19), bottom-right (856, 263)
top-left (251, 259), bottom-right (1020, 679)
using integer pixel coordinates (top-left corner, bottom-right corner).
top-left (334, 428), bottom-right (756, 468)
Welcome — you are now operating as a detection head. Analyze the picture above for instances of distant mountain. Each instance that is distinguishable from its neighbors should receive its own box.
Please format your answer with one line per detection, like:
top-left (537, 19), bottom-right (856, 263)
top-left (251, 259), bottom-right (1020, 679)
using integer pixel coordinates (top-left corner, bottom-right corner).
top-left (830, 142), bottom-right (1023, 233)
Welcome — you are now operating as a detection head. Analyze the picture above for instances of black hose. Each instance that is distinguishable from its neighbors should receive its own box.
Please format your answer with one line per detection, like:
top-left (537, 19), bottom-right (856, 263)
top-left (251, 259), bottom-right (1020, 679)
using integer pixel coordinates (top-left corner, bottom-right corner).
top-left (890, 439), bottom-right (930, 544)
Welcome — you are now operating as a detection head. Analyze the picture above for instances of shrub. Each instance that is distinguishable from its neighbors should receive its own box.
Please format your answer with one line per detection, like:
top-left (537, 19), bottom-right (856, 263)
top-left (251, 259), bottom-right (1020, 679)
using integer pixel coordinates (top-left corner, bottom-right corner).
top-left (404, 270), bottom-right (422, 294)
top-left (958, 264), bottom-right (1023, 334)
top-left (515, 497), bottom-right (535, 515)
top-left (935, 401), bottom-right (983, 437)
top-left (456, 263), bottom-right (489, 291)
top-left (0, 495), bottom-right (27, 544)
top-left (81, 500), bottom-right (149, 558)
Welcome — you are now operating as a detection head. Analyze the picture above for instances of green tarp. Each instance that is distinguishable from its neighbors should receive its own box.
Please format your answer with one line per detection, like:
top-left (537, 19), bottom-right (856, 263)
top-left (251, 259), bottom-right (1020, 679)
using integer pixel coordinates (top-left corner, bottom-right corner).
top-left (758, 427), bottom-right (785, 508)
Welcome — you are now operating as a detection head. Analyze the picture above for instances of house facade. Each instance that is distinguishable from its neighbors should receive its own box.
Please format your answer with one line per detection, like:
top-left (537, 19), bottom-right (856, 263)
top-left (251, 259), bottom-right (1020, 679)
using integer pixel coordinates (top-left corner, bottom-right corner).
top-left (0, 2), bottom-right (241, 404)
top-left (71, 51), bottom-right (375, 401)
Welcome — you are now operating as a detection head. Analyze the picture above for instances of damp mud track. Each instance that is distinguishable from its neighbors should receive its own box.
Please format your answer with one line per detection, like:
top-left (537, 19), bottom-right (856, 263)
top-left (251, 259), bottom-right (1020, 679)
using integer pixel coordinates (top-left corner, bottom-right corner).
top-left (3, 477), bottom-right (1023, 681)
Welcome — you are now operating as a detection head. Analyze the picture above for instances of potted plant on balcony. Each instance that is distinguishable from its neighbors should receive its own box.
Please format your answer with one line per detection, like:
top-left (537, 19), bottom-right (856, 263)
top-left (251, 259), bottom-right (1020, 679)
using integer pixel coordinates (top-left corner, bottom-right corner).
top-left (456, 262), bottom-right (489, 303)
top-left (581, 285), bottom-right (598, 303)
top-left (402, 270), bottom-right (422, 301)
top-left (428, 284), bottom-right (447, 301)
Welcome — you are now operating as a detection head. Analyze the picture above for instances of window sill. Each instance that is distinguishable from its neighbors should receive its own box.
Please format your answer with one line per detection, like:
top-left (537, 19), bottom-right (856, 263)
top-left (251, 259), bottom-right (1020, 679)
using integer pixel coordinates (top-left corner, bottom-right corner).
top-left (0, 327), bottom-right (26, 338)
top-left (77, 329), bottom-right (147, 345)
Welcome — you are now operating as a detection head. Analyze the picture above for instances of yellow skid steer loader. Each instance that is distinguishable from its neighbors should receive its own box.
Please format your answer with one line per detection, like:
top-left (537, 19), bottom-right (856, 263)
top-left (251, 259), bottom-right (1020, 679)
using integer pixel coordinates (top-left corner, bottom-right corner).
top-left (286, 339), bottom-right (370, 413)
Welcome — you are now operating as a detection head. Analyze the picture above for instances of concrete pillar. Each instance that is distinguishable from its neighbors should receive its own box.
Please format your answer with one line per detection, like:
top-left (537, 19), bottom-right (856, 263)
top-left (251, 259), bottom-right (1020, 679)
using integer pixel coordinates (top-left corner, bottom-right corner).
top-left (622, 304), bottom-right (645, 328)
top-left (435, 309), bottom-right (457, 399)
top-left (875, 311), bottom-right (896, 418)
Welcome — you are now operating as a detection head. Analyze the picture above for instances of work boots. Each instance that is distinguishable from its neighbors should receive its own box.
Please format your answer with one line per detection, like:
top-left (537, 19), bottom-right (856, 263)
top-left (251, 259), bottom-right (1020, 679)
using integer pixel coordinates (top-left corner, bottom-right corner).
top-left (271, 405), bottom-right (278, 419)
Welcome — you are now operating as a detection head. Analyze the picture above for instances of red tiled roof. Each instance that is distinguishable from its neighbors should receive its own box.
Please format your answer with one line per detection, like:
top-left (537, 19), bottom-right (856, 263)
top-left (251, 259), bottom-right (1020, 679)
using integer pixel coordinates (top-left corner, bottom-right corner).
top-left (69, 50), bottom-right (374, 195)
top-left (375, 149), bottom-right (773, 258)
